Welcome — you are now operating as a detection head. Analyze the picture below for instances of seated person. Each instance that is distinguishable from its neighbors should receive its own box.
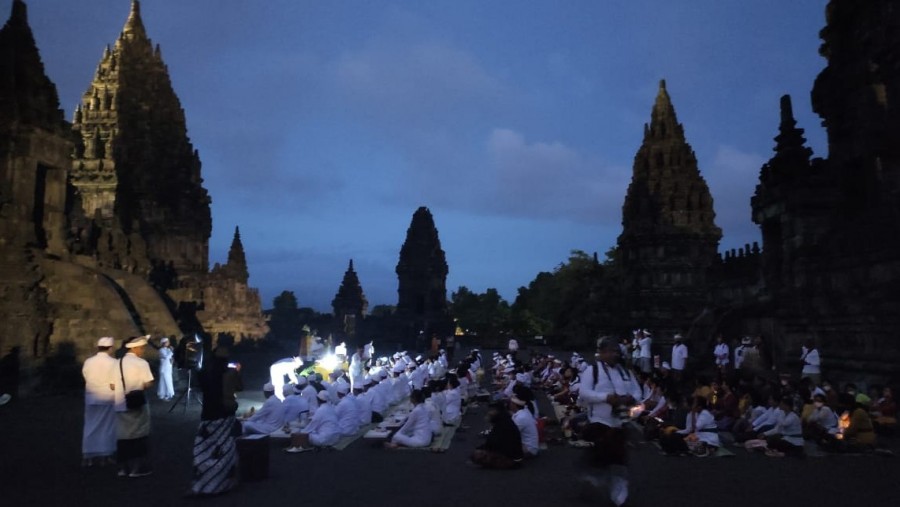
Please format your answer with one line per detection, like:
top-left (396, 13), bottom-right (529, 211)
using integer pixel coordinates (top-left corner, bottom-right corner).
top-left (510, 396), bottom-right (539, 457)
top-left (242, 383), bottom-right (284, 435)
top-left (872, 386), bottom-right (897, 435)
top-left (829, 393), bottom-right (877, 452)
top-left (334, 383), bottom-right (360, 437)
top-left (803, 393), bottom-right (838, 442)
top-left (470, 402), bottom-right (523, 469)
top-left (761, 397), bottom-right (804, 457)
top-left (660, 396), bottom-right (719, 457)
top-left (385, 389), bottom-right (432, 449)
top-left (281, 384), bottom-right (310, 430)
top-left (442, 376), bottom-right (463, 426)
top-left (286, 390), bottom-right (340, 452)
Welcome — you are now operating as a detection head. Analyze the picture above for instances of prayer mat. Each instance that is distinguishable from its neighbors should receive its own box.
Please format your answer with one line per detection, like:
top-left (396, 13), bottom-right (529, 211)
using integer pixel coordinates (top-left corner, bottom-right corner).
top-left (333, 423), bottom-right (377, 450)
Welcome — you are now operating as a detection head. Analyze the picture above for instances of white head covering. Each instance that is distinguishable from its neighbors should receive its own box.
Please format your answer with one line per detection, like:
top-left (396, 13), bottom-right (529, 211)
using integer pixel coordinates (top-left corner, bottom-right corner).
top-left (263, 382), bottom-right (275, 392)
top-left (283, 384), bottom-right (295, 398)
top-left (296, 375), bottom-right (308, 386)
top-left (336, 383), bottom-right (350, 395)
top-left (317, 390), bottom-right (331, 402)
top-left (125, 336), bottom-right (148, 348)
top-left (510, 396), bottom-right (527, 407)
top-left (97, 337), bottom-right (114, 347)
top-left (160, 337), bottom-right (169, 345)
top-left (661, 362), bottom-right (671, 370)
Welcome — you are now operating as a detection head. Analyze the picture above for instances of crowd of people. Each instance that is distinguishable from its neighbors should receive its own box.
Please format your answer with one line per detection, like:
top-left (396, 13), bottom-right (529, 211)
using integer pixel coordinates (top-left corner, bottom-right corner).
top-left (77, 331), bottom-right (897, 503)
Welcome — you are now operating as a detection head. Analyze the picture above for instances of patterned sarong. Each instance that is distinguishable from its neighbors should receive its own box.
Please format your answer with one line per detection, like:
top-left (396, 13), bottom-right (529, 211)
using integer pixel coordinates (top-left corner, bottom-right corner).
top-left (189, 416), bottom-right (239, 496)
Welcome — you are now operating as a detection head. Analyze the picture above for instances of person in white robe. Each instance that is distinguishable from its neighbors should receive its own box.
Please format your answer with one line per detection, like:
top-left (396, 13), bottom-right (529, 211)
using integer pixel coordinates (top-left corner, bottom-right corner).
top-left (242, 384), bottom-right (284, 435)
top-left (510, 396), bottom-right (539, 456)
top-left (442, 377), bottom-right (462, 426)
top-left (282, 384), bottom-right (310, 430)
top-left (296, 375), bottom-right (319, 416)
top-left (81, 337), bottom-right (118, 466)
top-left (270, 357), bottom-right (302, 401)
top-left (287, 390), bottom-right (341, 451)
top-left (386, 390), bottom-right (432, 448)
top-left (156, 337), bottom-right (175, 400)
top-left (352, 385), bottom-right (372, 426)
top-left (334, 383), bottom-right (360, 437)
top-left (348, 343), bottom-right (369, 391)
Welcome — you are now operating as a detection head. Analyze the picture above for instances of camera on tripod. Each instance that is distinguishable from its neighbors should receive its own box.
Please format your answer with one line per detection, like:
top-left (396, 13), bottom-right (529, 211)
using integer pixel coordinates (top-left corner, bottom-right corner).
top-left (175, 334), bottom-right (205, 371)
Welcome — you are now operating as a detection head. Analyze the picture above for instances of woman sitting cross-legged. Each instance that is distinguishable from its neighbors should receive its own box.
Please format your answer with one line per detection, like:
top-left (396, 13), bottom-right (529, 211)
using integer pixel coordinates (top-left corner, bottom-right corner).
top-left (384, 389), bottom-right (433, 449)
top-left (659, 396), bottom-right (719, 457)
top-left (760, 397), bottom-right (804, 457)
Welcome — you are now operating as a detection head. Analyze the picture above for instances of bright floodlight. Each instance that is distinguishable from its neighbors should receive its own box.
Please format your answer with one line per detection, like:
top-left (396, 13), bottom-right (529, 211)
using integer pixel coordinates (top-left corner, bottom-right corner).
top-left (319, 353), bottom-right (340, 371)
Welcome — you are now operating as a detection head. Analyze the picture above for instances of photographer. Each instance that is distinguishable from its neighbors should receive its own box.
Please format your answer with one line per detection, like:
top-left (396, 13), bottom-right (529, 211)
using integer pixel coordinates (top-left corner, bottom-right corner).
top-left (188, 338), bottom-right (243, 497)
top-left (577, 337), bottom-right (642, 507)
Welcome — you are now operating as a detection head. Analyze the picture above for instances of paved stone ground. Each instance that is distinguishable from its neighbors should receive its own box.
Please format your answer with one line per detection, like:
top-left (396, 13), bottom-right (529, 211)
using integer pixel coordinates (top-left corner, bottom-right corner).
top-left (2, 349), bottom-right (899, 507)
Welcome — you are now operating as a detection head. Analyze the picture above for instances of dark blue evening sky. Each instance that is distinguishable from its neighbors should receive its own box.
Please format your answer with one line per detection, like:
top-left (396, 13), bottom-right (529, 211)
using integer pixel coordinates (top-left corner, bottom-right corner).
top-left (11, 0), bottom-right (829, 311)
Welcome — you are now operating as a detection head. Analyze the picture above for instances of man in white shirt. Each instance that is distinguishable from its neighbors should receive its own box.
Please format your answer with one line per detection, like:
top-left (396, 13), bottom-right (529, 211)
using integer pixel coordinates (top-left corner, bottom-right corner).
top-left (577, 337), bottom-right (643, 507)
top-left (734, 336), bottom-right (751, 371)
top-left (349, 343), bottom-right (369, 391)
top-left (270, 357), bottom-right (302, 401)
top-left (81, 337), bottom-right (118, 467)
top-left (638, 330), bottom-right (653, 374)
top-left (800, 339), bottom-right (821, 385)
top-left (334, 382), bottom-right (360, 437)
top-left (671, 334), bottom-right (688, 384)
top-left (113, 336), bottom-right (155, 478)
top-left (242, 383), bottom-right (284, 435)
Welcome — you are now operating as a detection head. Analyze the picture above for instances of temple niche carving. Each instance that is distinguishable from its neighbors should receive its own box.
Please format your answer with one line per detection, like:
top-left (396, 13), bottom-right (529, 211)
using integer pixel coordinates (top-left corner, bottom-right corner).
top-left (0, 1), bottom-right (266, 381)
top-left (617, 80), bottom-right (722, 332)
top-left (395, 207), bottom-right (452, 342)
top-left (331, 259), bottom-right (368, 340)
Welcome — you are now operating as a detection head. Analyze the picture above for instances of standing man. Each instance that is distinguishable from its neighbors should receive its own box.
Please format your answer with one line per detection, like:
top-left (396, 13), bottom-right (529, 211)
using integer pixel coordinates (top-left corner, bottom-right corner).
top-left (638, 330), bottom-right (653, 374)
top-left (800, 339), bottom-right (821, 386)
top-left (270, 356), bottom-right (303, 401)
top-left (713, 334), bottom-right (730, 379)
top-left (113, 336), bottom-right (155, 478)
top-left (349, 343), bottom-right (369, 391)
top-left (578, 337), bottom-right (643, 507)
top-left (671, 334), bottom-right (689, 385)
top-left (81, 337), bottom-right (118, 467)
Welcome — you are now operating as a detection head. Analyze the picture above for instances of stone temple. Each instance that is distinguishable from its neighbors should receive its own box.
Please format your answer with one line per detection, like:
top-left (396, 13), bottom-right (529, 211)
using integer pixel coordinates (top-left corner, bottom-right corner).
top-left (332, 259), bottom-right (368, 341)
top-left (0, 0), bottom-right (266, 383)
top-left (611, 0), bottom-right (900, 381)
top-left (395, 207), bottom-right (453, 343)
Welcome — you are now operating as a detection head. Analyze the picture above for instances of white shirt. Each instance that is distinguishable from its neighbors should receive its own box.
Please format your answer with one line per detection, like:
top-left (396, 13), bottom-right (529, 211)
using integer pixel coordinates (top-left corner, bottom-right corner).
top-left (714, 343), bottom-right (730, 366)
top-left (512, 408), bottom-right (540, 455)
top-left (679, 409), bottom-right (720, 447)
top-left (335, 395), bottom-right (361, 436)
top-left (270, 358), bottom-right (299, 384)
top-left (112, 352), bottom-right (154, 412)
top-left (638, 337), bottom-right (652, 358)
top-left (397, 403), bottom-right (432, 442)
top-left (734, 345), bottom-right (746, 369)
top-left (83, 352), bottom-right (117, 405)
top-left (245, 395), bottom-right (284, 432)
top-left (282, 394), bottom-right (310, 425)
top-left (442, 387), bottom-right (462, 424)
top-left (578, 361), bottom-right (642, 428)
top-left (671, 343), bottom-right (688, 370)
top-left (801, 348), bottom-right (820, 375)
top-left (764, 410), bottom-right (803, 446)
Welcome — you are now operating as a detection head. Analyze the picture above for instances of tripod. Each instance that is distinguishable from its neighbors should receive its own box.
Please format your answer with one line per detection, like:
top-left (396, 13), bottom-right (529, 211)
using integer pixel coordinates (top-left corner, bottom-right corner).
top-left (169, 368), bottom-right (203, 413)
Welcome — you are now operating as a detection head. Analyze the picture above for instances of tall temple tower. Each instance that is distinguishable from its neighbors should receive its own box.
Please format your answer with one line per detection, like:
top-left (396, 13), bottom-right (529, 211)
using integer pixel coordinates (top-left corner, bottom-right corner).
top-left (617, 80), bottom-right (722, 329)
top-left (71, 0), bottom-right (211, 279)
top-left (396, 207), bottom-right (452, 340)
top-left (746, 0), bottom-right (900, 378)
top-left (332, 260), bottom-right (368, 340)
top-left (0, 0), bottom-right (71, 358)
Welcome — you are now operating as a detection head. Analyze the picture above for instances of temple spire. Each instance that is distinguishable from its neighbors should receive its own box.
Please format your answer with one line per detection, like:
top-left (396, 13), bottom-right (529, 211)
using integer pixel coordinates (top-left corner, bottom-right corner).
top-left (646, 79), bottom-right (685, 142)
top-left (773, 95), bottom-right (813, 165)
top-left (225, 226), bottom-right (249, 284)
top-left (332, 258), bottom-right (368, 337)
top-left (122, 1), bottom-right (145, 39)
